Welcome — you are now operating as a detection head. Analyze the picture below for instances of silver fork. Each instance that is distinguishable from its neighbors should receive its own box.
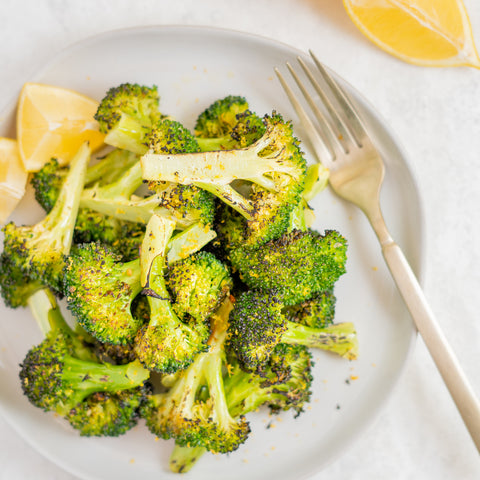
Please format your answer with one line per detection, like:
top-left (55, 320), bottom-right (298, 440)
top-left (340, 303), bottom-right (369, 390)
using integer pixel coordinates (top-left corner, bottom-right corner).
top-left (275, 51), bottom-right (480, 453)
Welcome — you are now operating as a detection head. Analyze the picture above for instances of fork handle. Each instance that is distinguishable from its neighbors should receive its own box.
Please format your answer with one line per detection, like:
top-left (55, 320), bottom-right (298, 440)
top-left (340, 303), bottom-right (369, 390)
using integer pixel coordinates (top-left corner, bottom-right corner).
top-left (381, 239), bottom-right (480, 453)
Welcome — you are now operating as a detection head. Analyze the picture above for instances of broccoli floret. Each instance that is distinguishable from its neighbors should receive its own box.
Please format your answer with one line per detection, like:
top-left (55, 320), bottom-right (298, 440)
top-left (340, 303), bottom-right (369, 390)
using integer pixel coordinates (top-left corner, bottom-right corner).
top-left (31, 149), bottom-right (139, 213)
top-left (194, 96), bottom-right (265, 151)
top-left (65, 387), bottom-right (149, 437)
top-left (2, 142), bottom-right (90, 292)
top-left (81, 119), bottom-right (215, 232)
top-left (166, 251), bottom-right (233, 322)
top-left (30, 150), bottom-right (145, 261)
top-left (285, 290), bottom-right (336, 329)
top-left (168, 343), bottom-right (313, 473)
top-left (227, 290), bottom-right (358, 371)
top-left (0, 252), bottom-right (44, 308)
top-left (94, 83), bottom-right (162, 154)
top-left (19, 289), bottom-right (150, 416)
top-left (228, 229), bottom-right (347, 306)
top-left (64, 242), bottom-right (144, 345)
top-left (141, 113), bottom-right (307, 245)
top-left (141, 298), bottom-right (250, 454)
top-left (30, 158), bottom-right (68, 212)
top-left (134, 215), bottom-right (211, 373)
top-left (225, 343), bottom-right (313, 417)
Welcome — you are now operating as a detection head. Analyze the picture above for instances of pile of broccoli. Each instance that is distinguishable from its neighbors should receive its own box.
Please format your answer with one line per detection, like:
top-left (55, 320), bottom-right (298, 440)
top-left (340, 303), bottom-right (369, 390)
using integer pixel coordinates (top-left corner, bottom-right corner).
top-left (0, 83), bottom-right (357, 473)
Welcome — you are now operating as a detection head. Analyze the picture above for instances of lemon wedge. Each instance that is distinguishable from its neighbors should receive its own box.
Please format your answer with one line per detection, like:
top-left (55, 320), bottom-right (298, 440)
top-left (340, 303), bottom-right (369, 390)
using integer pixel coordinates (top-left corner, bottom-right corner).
top-left (0, 138), bottom-right (28, 223)
top-left (16, 83), bottom-right (105, 172)
top-left (343, 0), bottom-right (480, 68)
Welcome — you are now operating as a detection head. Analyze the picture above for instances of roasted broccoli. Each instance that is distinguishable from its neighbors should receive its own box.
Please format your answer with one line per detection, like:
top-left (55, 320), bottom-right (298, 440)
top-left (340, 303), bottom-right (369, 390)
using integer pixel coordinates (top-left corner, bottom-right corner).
top-left (141, 112), bottom-right (307, 245)
top-left (0, 252), bottom-right (44, 308)
top-left (194, 95), bottom-right (265, 151)
top-left (65, 387), bottom-right (150, 437)
top-left (166, 251), bottom-right (233, 322)
top-left (64, 242), bottom-right (144, 345)
top-left (141, 297), bottom-right (250, 454)
top-left (225, 343), bottom-right (313, 417)
top-left (169, 334), bottom-right (313, 473)
top-left (31, 150), bottom-right (145, 261)
top-left (228, 229), bottom-right (347, 306)
top-left (285, 290), bottom-right (336, 329)
top-left (227, 290), bottom-right (358, 371)
top-left (94, 83), bottom-right (163, 154)
top-left (19, 289), bottom-right (150, 419)
top-left (134, 215), bottom-right (211, 373)
top-left (2, 142), bottom-right (90, 292)
top-left (81, 118), bottom-right (215, 232)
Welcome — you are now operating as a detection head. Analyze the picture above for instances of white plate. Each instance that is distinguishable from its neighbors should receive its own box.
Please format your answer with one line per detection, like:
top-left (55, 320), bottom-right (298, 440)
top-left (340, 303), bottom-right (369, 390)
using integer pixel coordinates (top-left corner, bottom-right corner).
top-left (0, 26), bottom-right (423, 480)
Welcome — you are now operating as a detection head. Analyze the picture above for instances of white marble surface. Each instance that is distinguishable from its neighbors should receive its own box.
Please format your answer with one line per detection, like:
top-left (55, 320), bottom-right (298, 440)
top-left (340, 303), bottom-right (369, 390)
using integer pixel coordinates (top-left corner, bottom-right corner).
top-left (0, 1), bottom-right (479, 479)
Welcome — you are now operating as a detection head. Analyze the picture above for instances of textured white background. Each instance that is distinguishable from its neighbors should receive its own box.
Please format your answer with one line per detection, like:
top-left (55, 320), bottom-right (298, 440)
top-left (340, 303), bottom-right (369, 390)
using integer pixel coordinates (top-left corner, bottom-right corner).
top-left (0, 1), bottom-right (479, 479)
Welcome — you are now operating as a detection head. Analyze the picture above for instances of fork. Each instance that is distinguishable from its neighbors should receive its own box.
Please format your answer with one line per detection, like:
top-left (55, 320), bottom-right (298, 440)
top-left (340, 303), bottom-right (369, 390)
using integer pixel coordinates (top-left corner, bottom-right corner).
top-left (275, 51), bottom-right (480, 453)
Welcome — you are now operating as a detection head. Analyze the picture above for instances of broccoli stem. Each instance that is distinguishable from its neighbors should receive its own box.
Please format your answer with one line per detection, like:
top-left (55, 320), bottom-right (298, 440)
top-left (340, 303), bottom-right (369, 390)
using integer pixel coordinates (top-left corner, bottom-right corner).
top-left (282, 321), bottom-right (358, 360)
top-left (195, 182), bottom-right (255, 220)
top-left (141, 144), bottom-right (285, 191)
top-left (85, 149), bottom-right (139, 186)
top-left (169, 444), bottom-right (207, 474)
top-left (166, 223), bottom-right (217, 264)
top-left (104, 113), bottom-right (150, 155)
top-left (58, 357), bottom-right (149, 414)
top-left (44, 141), bottom-right (91, 253)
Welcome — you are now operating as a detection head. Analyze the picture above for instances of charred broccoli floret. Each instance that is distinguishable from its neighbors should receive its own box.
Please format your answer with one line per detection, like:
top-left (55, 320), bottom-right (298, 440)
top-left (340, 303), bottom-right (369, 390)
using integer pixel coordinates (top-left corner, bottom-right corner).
top-left (285, 290), bottom-right (336, 329)
top-left (228, 229), bottom-right (347, 306)
top-left (0, 252), bottom-right (44, 308)
top-left (166, 251), bottom-right (233, 322)
top-left (94, 83), bottom-right (163, 154)
top-left (134, 215), bottom-right (211, 373)
top-left (225, 343), bottom-right (313, 417)
top-left (64, 242), bottom-right (144, 345)
top-left (19, 289), bottom-right (150, 417)
top-left (194, 96), bottom-right (265, 151)
top-left (65, 386), bottom-right (150, 437)
top-left (141, 113), bottom-right (307, 245)
top-left (2, 142), bottom-right (90, 292)
top-left (141, 298), bottom-right (250, 454)
top-left (228, 290), bottom-right (357, 372)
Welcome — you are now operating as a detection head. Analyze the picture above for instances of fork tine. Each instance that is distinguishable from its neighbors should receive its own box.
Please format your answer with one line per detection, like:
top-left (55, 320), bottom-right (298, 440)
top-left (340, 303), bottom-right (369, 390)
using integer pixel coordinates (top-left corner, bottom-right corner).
top-left (296, 56), bottom-right (355, 152)
top-left (285, 62), bottom-right (344, 157)
top-left (309, 51), bottom-right (367, 147)
top-left (274, 67), bottom-right (334, 165)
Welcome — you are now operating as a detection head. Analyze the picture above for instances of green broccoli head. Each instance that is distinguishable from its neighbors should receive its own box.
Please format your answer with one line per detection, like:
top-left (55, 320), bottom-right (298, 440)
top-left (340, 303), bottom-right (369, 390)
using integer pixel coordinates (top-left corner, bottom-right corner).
top-left (30, 158), bottom-right (67, 212)
top-left (64, 242), bottom-right (144, 345)
top-left (19, 332), bottom-right (150, 415)
top-left (65, 386), bottom-right (150, 437)
top-left (195, 96), bottom-right (265, 151)
top-left (195, 95), bottom-right (250, 138)
top-left (225, 343), bottom-right (313, 418)
top-left (285, 290), bottom-right (337, 329)
top-left (150, 182), bottom-right (215, 229)
top-left (229, 229), bottom-right (347, 306)
top-left (94, 83), bottom-right (161, 134)
top-left (228, 290), bottom-right (358, 372)
top-left (148, 118), bottom-right (200, 154)
top-left (0, 252), bottom-right (44, 308)
top-left (227, 290), bottom-right (287, 371)
top-left (166, 251), bottom-right (233, 322)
